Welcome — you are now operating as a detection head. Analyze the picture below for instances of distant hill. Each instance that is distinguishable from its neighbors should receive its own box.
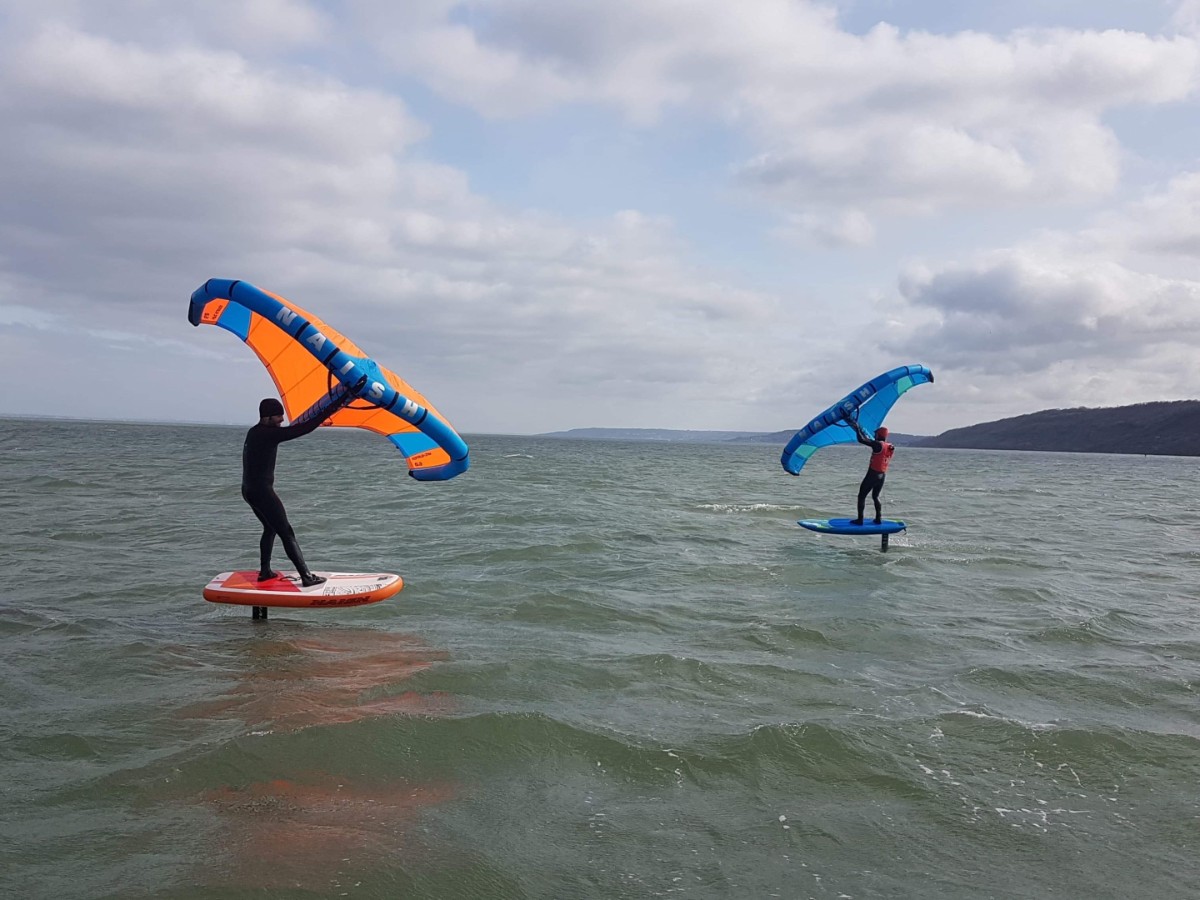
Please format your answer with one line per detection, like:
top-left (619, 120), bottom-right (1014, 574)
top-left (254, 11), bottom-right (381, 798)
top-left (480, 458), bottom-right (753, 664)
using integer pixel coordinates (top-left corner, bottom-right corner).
top-left (916, 400), bottom-right (1200, 455)
top-left (540, 400), bottom-right (1200, 455)
top-left (539, 427), bottom-right (929, 445)
top-left (733, 429), bottom-right (928, 446)
top-left (539, 427), bottom-right (766, 443)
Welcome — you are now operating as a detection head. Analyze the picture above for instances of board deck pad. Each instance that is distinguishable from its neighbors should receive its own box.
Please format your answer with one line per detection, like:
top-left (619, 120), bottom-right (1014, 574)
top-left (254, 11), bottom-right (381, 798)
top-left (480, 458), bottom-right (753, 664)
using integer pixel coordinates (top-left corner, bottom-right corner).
top-left (203, 571), bottom-right (403, 608)
top-left (798, 518), bottom-right (906, 536)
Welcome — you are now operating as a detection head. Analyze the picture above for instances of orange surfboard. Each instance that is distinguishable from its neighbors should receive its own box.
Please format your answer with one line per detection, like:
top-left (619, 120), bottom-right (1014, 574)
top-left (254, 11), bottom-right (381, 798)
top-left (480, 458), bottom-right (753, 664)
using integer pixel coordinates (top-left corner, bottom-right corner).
top-left (203, 571), bottom-right (403, 608)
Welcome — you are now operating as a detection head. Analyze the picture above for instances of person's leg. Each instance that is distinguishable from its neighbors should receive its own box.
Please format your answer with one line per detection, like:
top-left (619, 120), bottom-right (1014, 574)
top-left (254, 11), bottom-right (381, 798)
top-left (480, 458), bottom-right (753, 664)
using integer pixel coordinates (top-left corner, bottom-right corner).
top-left (871, 472), bottom-right (886, 523)
top-left (853, 474), bottom-right (871, 525)
top-left (243, 489), bottom-right (278, 579)
top-left (273, 509), bottom-right (305, 572)
top-left (246, 490), bottom-right (323, 584)
top-left (260, 492), bottom-right (306, 571)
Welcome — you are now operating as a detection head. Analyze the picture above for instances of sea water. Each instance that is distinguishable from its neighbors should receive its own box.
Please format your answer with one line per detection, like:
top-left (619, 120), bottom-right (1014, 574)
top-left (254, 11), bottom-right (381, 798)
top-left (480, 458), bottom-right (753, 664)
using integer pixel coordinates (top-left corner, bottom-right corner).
top-left (1, 417), bottom-right (1197, 898)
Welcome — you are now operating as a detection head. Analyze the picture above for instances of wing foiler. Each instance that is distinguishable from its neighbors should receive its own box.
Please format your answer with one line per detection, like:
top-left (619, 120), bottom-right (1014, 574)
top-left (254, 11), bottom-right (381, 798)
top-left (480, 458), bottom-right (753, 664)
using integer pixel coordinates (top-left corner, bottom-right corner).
top-left (781, 365), bottom-right (934, 475)
top-left (187, 278), bottom-right (469, 481)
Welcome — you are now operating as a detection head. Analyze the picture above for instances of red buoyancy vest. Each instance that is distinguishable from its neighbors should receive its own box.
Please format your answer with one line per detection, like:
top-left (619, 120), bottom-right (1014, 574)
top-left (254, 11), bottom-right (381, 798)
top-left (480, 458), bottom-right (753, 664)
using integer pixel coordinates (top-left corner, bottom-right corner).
top-left (869, 442), bottom-right (895, 473)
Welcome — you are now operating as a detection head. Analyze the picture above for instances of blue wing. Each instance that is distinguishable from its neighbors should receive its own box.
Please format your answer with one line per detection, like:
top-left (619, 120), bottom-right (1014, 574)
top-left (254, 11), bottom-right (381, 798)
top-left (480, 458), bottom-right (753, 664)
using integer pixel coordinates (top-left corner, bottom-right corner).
top-left (780, 365), bottom-right (934, 475)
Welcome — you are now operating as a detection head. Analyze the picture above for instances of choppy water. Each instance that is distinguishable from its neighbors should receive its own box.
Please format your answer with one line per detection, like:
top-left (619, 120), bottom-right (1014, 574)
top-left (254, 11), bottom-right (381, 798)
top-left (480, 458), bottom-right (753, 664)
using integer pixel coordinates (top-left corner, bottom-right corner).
top-left (1, 417), bottom-right (1198, 899)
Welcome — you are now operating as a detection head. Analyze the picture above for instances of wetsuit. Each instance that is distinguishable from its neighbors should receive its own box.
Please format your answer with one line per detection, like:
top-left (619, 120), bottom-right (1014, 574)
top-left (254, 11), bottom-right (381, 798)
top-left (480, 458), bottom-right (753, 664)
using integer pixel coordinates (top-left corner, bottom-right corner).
top-left (852, 429), bottom-right (894, 525)
top-left (241, 417), bottom-right (324, 579)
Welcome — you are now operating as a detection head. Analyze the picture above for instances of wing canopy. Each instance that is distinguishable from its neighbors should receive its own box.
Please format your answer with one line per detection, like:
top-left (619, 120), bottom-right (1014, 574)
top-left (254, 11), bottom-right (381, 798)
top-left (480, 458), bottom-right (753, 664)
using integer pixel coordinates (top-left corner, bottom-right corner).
top-left (188, 278), bottom-right (468, 481)
top-left (780, 365), bottom-right (934, 475)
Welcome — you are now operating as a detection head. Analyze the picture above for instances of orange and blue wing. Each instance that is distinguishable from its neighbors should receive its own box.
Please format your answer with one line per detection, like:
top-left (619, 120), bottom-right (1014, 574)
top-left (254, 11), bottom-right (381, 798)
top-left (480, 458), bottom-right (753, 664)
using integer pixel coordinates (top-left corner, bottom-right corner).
top-left (188, 279), bottom-right (468, 481)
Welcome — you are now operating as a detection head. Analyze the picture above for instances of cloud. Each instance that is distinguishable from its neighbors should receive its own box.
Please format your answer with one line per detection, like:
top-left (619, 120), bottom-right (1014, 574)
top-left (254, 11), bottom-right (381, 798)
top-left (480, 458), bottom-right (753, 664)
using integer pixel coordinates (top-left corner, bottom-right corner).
top-left (1, 2), bottom-right (1198, 434)
top-left (890, 252), bottom-right (1200, 372)
top-left (1081, 170), bottom-right (1200, 262)
top-left (1173, 0), bottom-right (1200, 35)
top-left (0, 23), bottom-right (429, 326)
top-left (0, 304), bottom-right (58, 329)
top-left (0, 19), bottom-right (795, 430)
top-left (358, 1), bottom-right (1200, 217)
top-left (777, 208), bottom-right (876, 248)
top-left (877, 169), bottom-right (1200, 417)
top-left (1, 0), bottom-right (330, 51)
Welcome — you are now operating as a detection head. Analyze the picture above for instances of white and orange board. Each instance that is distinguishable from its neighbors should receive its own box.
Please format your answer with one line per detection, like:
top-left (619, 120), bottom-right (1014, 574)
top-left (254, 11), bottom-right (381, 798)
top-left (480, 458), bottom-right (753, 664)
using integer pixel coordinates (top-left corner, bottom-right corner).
top-left (203, 571), bottom-right (403, 608)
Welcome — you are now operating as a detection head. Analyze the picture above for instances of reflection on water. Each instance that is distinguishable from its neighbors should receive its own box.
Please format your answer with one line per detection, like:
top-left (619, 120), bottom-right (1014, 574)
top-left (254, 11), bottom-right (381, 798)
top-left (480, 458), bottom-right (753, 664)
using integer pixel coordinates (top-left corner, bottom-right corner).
top-left (182, 628), bottom-right (456, 733)
top-left (181, 627), bottom-right (457, 892)
top-left (200, 775), bottom-right (455, 891)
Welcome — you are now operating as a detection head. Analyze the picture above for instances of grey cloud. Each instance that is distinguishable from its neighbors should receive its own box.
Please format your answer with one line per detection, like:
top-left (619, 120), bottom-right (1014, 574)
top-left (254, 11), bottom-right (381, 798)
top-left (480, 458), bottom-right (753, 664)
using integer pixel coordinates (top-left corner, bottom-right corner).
top-left (885, 254), bottom-right (1200, 376)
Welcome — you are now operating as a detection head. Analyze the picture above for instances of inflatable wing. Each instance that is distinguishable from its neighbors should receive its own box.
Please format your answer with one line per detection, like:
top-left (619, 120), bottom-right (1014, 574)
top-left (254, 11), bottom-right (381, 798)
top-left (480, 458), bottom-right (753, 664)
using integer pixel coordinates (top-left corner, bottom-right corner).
top-left (188, 279), bottom-right (469, 481)
top-left (781, 365), bottom-right (933, 475)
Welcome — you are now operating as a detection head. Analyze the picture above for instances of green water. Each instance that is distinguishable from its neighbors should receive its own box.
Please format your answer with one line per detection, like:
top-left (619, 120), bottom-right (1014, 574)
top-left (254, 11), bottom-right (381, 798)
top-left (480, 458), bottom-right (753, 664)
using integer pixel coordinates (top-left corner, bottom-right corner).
top-left (1, 418), bottom-right (1197, 898)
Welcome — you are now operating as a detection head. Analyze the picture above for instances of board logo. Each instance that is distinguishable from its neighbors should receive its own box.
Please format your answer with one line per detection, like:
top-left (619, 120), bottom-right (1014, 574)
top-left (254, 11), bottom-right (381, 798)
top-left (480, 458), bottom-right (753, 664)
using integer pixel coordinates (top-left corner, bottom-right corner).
top-left (311, 596), bottom-right (373, 607)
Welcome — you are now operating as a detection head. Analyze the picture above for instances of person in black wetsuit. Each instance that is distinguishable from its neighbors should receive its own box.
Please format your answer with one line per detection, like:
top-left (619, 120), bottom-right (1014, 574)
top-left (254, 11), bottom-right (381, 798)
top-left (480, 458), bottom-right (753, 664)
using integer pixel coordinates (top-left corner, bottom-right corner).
top-left (242, 397), bottom-right (332, 586)
top-left (846, 415), bottom-right (895, 526)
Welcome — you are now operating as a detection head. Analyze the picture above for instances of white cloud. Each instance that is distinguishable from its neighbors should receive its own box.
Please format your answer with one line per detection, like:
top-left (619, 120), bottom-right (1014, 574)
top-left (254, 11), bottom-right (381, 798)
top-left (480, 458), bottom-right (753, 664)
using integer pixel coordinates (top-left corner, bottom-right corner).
top-left (777, 208), bottom-right (876, 248)
top-left (1173, 0), bottom-right (1200, 35)
top-left (0, 305), bottom-right (58, 329)
top-left (358, 1), bottom-right (1200, 216)
top-left (0, 20), bottom-right (795, 431)
top-left (1081, 170), bottom-right (1200, 262)
top-left (9, 25), bottom-right (423, 159)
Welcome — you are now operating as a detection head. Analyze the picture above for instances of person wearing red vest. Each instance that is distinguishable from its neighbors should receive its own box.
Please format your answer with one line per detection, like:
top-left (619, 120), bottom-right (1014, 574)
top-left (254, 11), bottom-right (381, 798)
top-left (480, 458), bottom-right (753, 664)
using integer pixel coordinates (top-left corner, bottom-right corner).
top-left (847, 416), bottom-right (895, 525)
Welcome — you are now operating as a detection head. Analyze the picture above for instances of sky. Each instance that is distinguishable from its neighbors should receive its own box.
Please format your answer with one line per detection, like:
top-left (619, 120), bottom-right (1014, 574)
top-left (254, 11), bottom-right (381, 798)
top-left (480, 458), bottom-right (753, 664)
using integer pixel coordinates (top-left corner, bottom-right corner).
top-left (1, 0), bottom-right (1199, 436)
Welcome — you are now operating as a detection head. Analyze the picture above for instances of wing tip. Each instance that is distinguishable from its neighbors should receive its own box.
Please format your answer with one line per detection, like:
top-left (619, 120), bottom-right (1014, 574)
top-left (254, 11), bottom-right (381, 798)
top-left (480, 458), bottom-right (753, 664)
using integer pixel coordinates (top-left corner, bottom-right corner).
top-left (408, 456), bottom-right (470, 482)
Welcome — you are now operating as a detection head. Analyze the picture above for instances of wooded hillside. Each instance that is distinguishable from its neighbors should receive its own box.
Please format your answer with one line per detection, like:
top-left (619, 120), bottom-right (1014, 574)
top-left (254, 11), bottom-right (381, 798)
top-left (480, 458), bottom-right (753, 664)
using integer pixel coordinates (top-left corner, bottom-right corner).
top-left (917, 400), bottom-right (1200, 456)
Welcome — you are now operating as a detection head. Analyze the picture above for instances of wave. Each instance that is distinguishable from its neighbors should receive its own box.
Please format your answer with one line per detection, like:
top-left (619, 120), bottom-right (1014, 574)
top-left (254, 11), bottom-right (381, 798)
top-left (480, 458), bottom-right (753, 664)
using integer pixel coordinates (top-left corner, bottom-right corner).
top-left (1026, 609), bottom-right (1143, 646)
top-left (696, 502), bottom-right (802, 514)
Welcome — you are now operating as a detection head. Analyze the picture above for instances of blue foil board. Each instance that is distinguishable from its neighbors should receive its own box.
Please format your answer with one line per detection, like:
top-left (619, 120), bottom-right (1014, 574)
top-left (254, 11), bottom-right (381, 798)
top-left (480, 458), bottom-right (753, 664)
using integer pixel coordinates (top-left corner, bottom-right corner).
top-left (798, 518), bottom-right (906, 535)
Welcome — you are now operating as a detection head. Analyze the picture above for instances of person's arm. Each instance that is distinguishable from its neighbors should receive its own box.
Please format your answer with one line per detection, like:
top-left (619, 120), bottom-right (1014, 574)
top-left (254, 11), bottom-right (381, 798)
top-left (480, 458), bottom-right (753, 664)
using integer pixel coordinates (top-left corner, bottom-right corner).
top-left (274, 374), bottom-right (367, 441)
top-left (843, 412), bottom-right (876, 448)
top-left (279, 376), bottom-right (368, 442)
top-left (273, 415), bottom-right (325, 442)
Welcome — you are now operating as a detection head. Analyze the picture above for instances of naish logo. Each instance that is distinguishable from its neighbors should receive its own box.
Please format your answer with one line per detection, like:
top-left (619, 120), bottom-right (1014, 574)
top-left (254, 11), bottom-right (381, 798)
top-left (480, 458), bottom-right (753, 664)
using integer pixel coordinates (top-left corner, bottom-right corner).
top-left (273, 316), bottom-right (394, 407)
top-left (322, 585), bottom-right (370, 596)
